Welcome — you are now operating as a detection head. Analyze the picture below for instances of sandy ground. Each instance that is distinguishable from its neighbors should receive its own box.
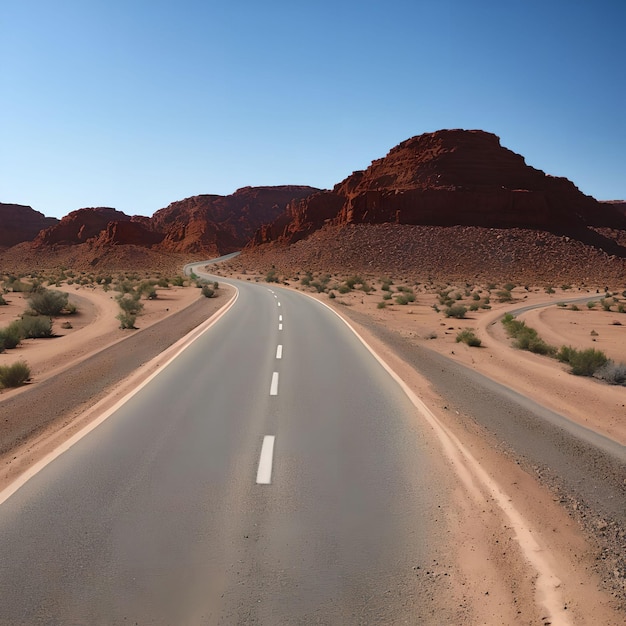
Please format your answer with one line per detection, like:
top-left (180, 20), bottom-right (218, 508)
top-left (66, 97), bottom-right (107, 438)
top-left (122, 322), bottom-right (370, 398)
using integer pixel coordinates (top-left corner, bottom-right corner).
top-left (2, 274), bottom-right (625, 623)
top-left (0, 284), bottom-right (202, 391)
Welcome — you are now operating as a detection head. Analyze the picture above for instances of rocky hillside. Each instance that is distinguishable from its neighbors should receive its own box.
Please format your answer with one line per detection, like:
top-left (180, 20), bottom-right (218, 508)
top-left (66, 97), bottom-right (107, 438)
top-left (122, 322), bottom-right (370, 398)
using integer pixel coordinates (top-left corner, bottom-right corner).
top-left (251, 130), bottom-right (626, 247)
top-left (0, 186), bottom-right (318, 271)
top-left (0, 203), bottom-right (58, 248)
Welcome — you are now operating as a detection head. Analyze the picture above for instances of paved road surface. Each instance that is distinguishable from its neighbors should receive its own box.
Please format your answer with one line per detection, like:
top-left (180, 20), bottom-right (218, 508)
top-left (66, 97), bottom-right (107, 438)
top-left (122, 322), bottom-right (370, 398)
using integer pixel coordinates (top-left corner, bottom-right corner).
top-left (0, 276), bottom-right (452, 624)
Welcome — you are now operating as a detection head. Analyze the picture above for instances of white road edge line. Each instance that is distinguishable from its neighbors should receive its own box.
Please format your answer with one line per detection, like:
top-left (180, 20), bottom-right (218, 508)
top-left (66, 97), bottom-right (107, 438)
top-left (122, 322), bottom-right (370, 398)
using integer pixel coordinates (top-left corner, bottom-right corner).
top-left (307, 292), bottom-right (571, 626)
top-left (0, 286), bottom-right (241, 508)
top-left (270, 371), bottom-right (279, 396)
top-left (256, 435), bottom-right (275, 484)
top-left (276, 345), bottom-right (283, 359)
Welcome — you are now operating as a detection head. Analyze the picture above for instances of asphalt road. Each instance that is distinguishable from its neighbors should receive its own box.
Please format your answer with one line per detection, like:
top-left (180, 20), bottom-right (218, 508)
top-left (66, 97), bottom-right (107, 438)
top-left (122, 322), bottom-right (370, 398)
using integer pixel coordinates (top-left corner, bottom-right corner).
top-left (0, 276), bottom-right (453, 624)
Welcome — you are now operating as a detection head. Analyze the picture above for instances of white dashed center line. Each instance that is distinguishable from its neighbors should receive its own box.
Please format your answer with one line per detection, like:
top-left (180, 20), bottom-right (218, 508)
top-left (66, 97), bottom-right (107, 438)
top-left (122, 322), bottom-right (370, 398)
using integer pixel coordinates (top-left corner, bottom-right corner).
top-left (278, 323), bottom-right (283, 331)
top-left (256, 436), bottom-right (275, 484)
top-left (279, 314), bottom-right (283, 321)
top-left (277, 302), bottom-right (281, 307)
top-left (270, 372), bottom-right (279, 396)
top-left (276, 345), bottom-right (283, 359)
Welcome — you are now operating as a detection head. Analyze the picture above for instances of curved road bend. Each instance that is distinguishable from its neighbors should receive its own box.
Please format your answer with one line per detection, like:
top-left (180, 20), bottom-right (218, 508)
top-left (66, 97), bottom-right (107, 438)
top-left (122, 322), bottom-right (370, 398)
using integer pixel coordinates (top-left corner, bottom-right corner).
top-left (0, 276), bottom-right (456, 624)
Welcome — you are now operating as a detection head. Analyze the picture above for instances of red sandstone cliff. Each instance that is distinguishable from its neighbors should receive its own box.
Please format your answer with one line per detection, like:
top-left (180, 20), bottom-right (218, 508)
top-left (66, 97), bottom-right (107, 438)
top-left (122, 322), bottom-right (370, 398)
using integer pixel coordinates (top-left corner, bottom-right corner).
top-left (33, 207), bottom-right (131, 246)
top-left (250, 130), bottom-right (626, 247)
top-left (0, 204), bottom-right (59, 248)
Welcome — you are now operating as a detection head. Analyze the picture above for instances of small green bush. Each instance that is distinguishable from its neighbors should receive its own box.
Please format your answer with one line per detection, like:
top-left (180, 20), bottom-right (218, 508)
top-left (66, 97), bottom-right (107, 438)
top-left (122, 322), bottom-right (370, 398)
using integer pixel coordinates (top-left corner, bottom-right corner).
top-left (0, 361), bottom-right (31, 387)
top-left (19, 315), bottom-right (53, 338)
top-left (456, 329), bottom-right (481, 347)
top-left (377, 301), bottom-right (387, 309)
top-left (265, 268), bottom-right (279, 283)
top-left (0, 325), bottom-right (21, 351)
top-left (171, 275), bottom-right (185, 287)
top-left (117, 294), bottom-right (144, 316)
top-left (201, 285), bottom-right (215, 298)
top-left (502, 314), bottom-right (556, 355)
top-left (444, 304), bottom-right (467, 319)
top-left (0, 294), bottom-right (7, 305)
top-left (557, 346), bottom-right (608, 376)
top-left (586, 301), bottom-right (597, 309)
top-left (382, 292), bottom-right (392, 301)
top-left (117, 312), bottom-right (137, 329)
top-left (496, 290), bottom-right (513, 302)
top-left (27, 288), bottom-right (69, 316)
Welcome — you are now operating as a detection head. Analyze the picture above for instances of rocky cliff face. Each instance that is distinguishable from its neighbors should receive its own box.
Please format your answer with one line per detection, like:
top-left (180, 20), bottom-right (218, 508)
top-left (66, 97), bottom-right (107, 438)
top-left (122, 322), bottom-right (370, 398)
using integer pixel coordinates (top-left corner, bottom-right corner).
top-left (5, 186), bottom-right (319, 261)
top-left (0, 203), bottom-right (59, 247)
top-left (34, 207), bottom-right (131, 246)
top-left (250, 130), bottom-right (626, 247)
top-left (152, 185), bottom-right (318, 254)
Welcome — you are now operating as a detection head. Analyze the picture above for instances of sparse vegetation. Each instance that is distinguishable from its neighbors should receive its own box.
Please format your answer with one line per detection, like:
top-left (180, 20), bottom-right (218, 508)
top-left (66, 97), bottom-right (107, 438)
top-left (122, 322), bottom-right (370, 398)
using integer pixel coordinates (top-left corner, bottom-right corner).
top-left (501, 314), bottom-right (555, 356)
top-left (27, 288), bottom-right (71, 316)
top-left (594, 361), bottom-right (626, 386)
top-left (456, 329), bottom-right (481, 347)
top-left (557, 346), bottom-right (608, 377)
top-left (19, 315), bottom-right (54, 338)
top-left (0, 325), bottom-right (21, 351)
top-left (265, 268), bottom-right (279, 283)
top-left (201, 285), bottom-right (215, 298)
top-left (444, 304), bottom-right (467, 319)
top-left (0, 361), bottom-right (31, 388)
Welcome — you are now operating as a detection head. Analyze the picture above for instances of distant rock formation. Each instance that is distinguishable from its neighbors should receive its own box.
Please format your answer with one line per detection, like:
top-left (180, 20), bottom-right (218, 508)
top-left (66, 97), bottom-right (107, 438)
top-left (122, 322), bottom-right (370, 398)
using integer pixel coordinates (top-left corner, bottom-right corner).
top-left (34, 207), bottom-right (131, 246)
top-left (250, 130), bottom-right (626, 247)
top-left (0, 203), bottom-right (58, 247)
top-left (151, 186), bottom-right (319, 255)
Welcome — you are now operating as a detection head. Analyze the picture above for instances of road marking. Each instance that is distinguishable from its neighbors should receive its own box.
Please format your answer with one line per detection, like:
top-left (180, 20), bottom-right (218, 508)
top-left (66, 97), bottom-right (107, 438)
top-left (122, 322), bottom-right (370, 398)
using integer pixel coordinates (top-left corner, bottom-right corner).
top-left (274, 294), bottom-right (278, 298)
top-left (270, 372), bottom-right (279, 395)
top-left (279, 314), bottom-right (283, 321)
top-left (256, 436), bottom-right (275, 484)
top-left (276, 344), bottom-right (282, 359)
top-left (277, 302), bottom-right (281, 307)
top-left (278, 323), bottom-right (283, 331)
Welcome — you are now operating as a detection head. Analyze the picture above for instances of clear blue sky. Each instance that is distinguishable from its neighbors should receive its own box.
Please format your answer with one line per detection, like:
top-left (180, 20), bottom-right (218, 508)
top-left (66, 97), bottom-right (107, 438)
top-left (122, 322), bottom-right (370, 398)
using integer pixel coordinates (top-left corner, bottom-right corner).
top-left (2, 0), bottom-right (625, 219)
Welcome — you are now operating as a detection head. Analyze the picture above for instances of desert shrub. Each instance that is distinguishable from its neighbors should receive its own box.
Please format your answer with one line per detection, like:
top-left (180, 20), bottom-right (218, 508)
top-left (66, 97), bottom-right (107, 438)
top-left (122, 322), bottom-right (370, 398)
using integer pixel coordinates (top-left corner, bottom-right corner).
top-left (424, 331), bottom-right (437, 340)
top-left (496, 290), bottom-right (512, 302)
top-left (502, 314), bottom-right (555, 355)
top-left (300, 271), bottom-right (313, 286)
top-left (117, 312), bottom-right (137, 329)
top-left (503, 282), bottom-right (516, 292)
top-left (569, 304), bottom-right (580, 311)
top-left (328, 291), bottom-right (336, 299)
top-left (586, 301), bottom-right (597, 309)
top-left (377, 301), bottom-right (387, 309)
top-left (600, 298), bottom-right (612, 311)
top-left (61, 321), bottom-right (73, 329)
top-left (545, 286), bottom-right (555, 294)
top-left (19, 315), bottom-right (53, 338)
top-left (201, 285), bottom-right (215, 298)
top-left (0, 361), bottom-right (31, 387)
top-left (382, 292), bottom-right (392, 300)
top-left (469, 302), bottom-right (479, 311)
top-left (0, 294), bottom-right (7, 305)
top-left (337, 284), bottom-right (351, 294)
top-left (456, 329), bottom-right (481, 347)
top-left (556, 302), bottom-right (566, 308)
top-left (265, 268), bottom-right (279, 283)
top-left (444, 304), bottom-right (467, 319)
top-left (117, 293), bottom-right (143, 316)
top-left (345, 275), bottom-right (364, 290)
top-left (618, 304), bottom-right (626, 314)
top-left (472, 292), bottom-right (481, 301)
top-left (594, 361), bottom-right (626, 386)
top-left (0, 325), bottom-right (21, 351)
top-left (381, 280), bottom-right (392, 292)
top-left (557, 346), bottom-right (607, 376)
top-left (8, 279), bottom-right (32, 293)
top-left (27, 288), bottom-right (69, 316)
top-left (157, 277), bottom-right (169, 288)
top-left (171, 275), bottom-right (185, 287)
